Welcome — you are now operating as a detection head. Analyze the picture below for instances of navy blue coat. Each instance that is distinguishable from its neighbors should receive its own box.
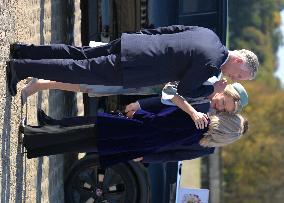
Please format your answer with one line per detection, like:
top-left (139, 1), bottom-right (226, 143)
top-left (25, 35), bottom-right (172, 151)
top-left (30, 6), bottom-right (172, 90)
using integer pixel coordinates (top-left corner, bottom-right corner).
top-left (97, 102), bottom-right (214, 167)
top-left (121, 25), bottom-right (228, 98)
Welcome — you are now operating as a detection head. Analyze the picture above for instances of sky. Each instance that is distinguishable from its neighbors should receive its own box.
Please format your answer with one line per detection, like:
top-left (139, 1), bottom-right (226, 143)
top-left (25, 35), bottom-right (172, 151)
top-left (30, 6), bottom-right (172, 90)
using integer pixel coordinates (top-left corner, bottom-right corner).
top-left (275, 10), bottom-right (284, 86)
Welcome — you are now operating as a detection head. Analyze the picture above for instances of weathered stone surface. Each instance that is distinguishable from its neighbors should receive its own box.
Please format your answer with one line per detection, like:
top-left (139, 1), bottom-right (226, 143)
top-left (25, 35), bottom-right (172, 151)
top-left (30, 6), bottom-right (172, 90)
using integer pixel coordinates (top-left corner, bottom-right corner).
top-left (0, 0), bottom-right (81, 202)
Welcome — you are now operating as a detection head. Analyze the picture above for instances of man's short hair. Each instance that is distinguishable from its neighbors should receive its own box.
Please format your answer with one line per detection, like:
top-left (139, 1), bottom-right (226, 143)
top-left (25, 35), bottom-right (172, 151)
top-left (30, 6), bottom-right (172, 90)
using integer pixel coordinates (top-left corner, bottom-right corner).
top-left (237, 49), bottom-right (259, 79)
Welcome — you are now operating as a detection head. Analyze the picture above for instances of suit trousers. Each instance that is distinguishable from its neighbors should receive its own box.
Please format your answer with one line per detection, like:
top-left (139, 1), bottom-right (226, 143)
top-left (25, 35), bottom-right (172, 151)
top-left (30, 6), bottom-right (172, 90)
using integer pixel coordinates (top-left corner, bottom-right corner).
top-left (12, 39), bottom-right (123, 86)
top-left (12, 54), bottom-right (123, 86)
top-left (16, 39), bottom-right (121, 60)
top-left (23, 123), bottom-right (98, 159)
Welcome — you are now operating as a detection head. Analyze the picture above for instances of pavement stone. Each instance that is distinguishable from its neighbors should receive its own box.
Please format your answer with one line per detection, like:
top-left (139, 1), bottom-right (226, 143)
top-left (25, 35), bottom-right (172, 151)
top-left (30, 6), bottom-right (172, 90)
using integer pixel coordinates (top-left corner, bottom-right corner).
top-left (0, 0), bottom-right (82, 202)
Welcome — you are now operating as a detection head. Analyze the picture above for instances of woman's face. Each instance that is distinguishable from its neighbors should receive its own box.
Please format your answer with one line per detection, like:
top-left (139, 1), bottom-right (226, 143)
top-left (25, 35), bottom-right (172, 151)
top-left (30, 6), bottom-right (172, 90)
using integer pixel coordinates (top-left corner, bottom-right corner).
top-left (211, 93), bottom-right (236, 112)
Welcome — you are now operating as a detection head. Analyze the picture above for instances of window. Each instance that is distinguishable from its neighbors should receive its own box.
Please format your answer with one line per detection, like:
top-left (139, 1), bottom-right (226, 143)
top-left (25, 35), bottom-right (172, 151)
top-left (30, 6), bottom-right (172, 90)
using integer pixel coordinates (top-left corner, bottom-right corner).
top-left (179, 0), bottom-right (217, 14)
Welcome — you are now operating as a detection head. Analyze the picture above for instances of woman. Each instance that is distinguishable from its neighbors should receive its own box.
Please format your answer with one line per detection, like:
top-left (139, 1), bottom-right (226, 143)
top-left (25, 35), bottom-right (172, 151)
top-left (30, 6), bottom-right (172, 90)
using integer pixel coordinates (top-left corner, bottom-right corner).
top-left (124, 81), bottom-right (247, 129)
top-left (20, 77), bottom-right (247, 129)
top-left (21, 101), bottom-right (248, 168)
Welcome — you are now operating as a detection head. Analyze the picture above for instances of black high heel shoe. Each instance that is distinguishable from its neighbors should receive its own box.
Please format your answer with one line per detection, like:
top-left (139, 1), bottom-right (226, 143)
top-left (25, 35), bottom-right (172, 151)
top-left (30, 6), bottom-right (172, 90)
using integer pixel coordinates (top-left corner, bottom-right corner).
top-left (9, 43), bottom-right (23, 59)
top-left (37, 109), bottom-right (54, 126)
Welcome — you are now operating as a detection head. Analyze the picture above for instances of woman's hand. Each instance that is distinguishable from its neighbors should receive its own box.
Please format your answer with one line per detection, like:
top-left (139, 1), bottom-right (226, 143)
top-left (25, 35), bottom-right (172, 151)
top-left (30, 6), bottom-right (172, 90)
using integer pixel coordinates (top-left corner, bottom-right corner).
top-left (125, 101), bottom-right (141, 118)
top-left (171, 95), bottom-right (209, 129)
top-left (191, 111), bottom-right (209, 129)
top-left (126, 110), bottom-right (135, 118)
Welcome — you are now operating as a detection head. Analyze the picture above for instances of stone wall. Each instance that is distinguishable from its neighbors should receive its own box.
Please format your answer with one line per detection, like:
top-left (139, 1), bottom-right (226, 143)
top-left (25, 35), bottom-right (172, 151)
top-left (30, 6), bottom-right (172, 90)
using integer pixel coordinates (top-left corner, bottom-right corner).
top-left (0, 0), bottom-right (81, 202)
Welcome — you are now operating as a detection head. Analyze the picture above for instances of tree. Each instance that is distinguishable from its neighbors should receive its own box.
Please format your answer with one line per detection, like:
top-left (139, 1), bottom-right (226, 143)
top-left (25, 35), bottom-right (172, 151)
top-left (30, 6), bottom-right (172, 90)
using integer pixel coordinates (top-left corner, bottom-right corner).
top-left (224, 1), bottom-right (284, 202)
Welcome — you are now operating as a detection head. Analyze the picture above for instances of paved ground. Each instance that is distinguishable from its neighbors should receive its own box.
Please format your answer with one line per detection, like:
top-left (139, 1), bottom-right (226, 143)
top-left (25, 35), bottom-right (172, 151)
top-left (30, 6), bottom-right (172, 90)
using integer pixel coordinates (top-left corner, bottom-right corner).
top-left (0, 0), bottom-right (81, 202)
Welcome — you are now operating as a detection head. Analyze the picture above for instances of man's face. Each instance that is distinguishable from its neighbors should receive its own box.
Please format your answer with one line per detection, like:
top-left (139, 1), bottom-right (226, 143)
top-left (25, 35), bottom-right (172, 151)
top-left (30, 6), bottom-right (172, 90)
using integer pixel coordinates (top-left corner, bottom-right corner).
top-left (211, 93), bottom-right (236, 112)
top-left (222, 60), bottom-right (252, 81)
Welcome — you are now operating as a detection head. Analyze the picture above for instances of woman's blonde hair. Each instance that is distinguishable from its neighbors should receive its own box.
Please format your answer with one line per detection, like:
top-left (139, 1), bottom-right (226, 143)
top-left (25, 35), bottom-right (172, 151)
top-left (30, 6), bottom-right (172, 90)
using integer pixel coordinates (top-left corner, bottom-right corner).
top-left (223, 84), bottom-right (242, 113)
top-left (199, 112), bottom-right (248, 147)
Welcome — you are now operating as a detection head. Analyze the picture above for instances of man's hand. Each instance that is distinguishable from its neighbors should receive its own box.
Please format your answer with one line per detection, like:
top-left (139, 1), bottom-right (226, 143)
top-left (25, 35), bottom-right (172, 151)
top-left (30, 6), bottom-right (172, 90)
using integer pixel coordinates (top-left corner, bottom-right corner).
top-left (191, 111), bottom-right (209, 129)
top-left (213, 78), bottom-right (227, 93)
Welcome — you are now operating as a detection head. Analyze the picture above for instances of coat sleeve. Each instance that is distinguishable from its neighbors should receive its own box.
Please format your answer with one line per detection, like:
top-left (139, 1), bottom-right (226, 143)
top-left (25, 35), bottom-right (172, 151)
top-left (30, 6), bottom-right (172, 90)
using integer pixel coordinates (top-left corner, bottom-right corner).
top-left (137, 96), bottom-right (167, 113)
top-left (133, 107), bottom-right (193, 129)
top-left (143, 147), bottom-right (215, 163)
top-left (177, 60), bottom-right (217, 98)
top-left (134, 102), bottom-right (210, 129)
top-left (138, 25), bottom-right (195, 35)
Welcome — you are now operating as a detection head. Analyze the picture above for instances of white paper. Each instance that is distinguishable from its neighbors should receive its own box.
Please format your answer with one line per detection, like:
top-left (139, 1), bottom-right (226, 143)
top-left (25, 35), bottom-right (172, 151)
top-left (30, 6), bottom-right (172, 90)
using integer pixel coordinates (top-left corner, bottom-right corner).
top-left (177, 188), bottom-right (209, 203)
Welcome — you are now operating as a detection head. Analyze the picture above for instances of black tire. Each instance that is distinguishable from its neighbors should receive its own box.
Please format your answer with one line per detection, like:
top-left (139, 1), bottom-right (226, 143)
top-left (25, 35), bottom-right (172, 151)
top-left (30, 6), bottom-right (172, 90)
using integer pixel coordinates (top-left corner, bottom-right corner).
top-left (65, 154), bottom-right (150, 203)
top-left (128, 161), bottom-right (151, 203)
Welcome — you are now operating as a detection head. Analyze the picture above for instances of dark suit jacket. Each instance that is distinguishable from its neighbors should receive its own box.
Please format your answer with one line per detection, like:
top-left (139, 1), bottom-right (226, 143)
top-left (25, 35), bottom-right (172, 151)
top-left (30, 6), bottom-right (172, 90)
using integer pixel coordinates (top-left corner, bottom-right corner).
top-left (120, 25), bottom-right (228, 98)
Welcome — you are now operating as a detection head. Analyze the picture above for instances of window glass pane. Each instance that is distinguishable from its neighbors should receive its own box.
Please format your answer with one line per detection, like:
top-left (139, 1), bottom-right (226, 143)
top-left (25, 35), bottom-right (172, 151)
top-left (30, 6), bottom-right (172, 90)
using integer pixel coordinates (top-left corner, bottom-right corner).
top-left (180, 0), bottom-right (217, 14)
top-left (148, 0), bottom-right (178, 27)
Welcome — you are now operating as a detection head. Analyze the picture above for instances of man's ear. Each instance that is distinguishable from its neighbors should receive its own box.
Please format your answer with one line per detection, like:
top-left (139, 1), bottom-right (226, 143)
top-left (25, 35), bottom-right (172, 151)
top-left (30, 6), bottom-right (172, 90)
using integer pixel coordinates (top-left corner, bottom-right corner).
top-left (235, 57), bottom-right (243, 64)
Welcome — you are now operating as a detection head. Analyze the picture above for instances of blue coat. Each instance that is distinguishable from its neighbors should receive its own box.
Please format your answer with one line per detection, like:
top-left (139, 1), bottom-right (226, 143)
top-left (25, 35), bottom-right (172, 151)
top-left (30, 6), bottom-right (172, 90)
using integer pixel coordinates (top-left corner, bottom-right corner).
top-left (97, 102), bottom-right (214, 167)
top-left (121, 25), bottom-right (228, 98)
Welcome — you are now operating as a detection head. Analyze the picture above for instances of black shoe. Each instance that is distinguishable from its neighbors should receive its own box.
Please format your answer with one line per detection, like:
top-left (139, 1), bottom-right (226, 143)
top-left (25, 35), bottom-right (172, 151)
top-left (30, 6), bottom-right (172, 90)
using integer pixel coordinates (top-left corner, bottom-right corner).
top-left (37, 109), bottom-right (53, 126)
top-left (6, 60), bottom-right (18, 96)
top-left (10, 43), bottom-right (22, 59)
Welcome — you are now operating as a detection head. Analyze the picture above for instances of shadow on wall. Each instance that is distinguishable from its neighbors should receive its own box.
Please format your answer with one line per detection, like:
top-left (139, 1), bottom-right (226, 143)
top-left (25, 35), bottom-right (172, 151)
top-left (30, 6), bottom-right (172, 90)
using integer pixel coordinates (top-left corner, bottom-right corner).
top-left (34, 1), bottom-right (45, 202)
top-left (48, 0), bottom-right (79, 202)
top-left (1, 97), bottom-right (12, 203)
top-left (0, 0), bottom-right (79, 201)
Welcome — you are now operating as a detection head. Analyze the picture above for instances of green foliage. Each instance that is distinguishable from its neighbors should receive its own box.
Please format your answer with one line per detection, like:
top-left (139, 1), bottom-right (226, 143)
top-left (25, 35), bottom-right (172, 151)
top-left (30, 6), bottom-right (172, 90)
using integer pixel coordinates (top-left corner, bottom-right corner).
top-left (275, 0), bottom-right (284, 10)
top-left (223, 82), bottom-right (284, 203)
top-left (223, 1), bottom-right (284, 202)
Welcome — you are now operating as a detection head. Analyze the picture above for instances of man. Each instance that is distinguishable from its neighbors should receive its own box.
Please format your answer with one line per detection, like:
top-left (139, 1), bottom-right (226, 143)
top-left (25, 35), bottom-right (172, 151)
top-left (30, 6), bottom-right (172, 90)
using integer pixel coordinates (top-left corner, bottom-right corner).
top-left (7, 25), bottom-right (258, 119)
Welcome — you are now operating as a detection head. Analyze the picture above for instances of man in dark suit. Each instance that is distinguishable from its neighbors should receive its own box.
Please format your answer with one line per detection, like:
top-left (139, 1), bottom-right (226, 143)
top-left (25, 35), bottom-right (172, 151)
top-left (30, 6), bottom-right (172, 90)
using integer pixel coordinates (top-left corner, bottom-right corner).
top-left (7, 25), bottom-right (258, 116)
